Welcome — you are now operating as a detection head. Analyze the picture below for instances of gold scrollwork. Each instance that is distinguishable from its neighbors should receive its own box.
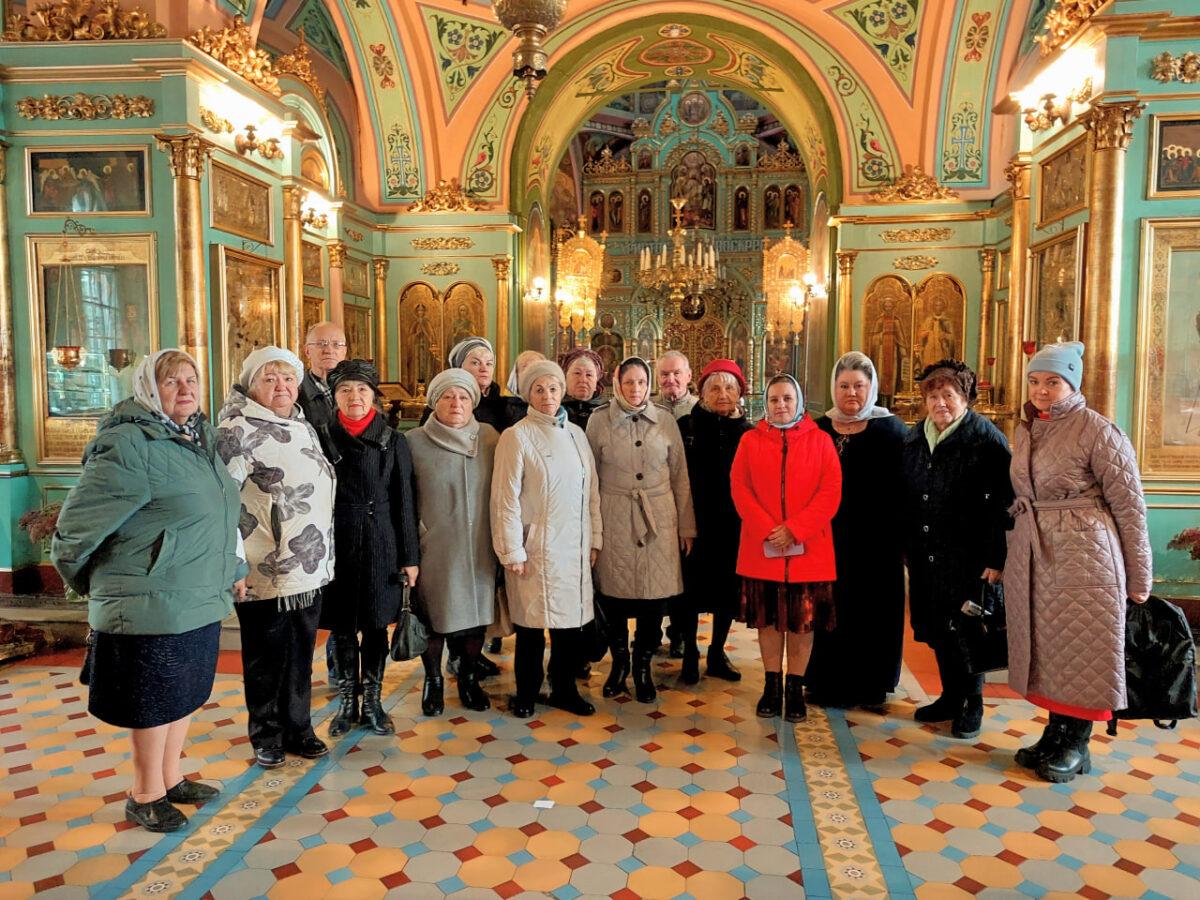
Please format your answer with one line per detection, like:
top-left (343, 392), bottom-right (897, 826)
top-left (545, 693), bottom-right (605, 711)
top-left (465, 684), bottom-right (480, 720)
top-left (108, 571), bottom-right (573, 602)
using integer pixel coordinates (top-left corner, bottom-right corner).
top-left (756, 139), bottom-right (805, 171)
top-left (881, 227), bottom-right (954, 244)
top-left (2, 0), bottom-right (165, 42)
top-left (410, 178), bottom-right (483, 213)
top-left (274, 30), bottom-right (325, 104)
top-left (866, 166), bottom-right (960, 203)
top-left (893, 255), bottom-right (939, 271)
top-left (1083, 101), bottom-right (1145, 152)
top-left (411, 237), bottom-right (474, 251)
top-left (345, 227), bottom-right (365, 242)
top-left (16, 92), bottom-right (153, 120)
top-left (1035, 0), bottom-right (1107, 57)
top-left (1150, 52), bottom-right (1200, 84)
top-left (420, 262), bottom-right (461, 276)
top-left (199, 107), bottom-right (233, 134)
top-left (188, 16), bottom-right (280, 96)
top-left (583, 147), bottom-right (632, 177)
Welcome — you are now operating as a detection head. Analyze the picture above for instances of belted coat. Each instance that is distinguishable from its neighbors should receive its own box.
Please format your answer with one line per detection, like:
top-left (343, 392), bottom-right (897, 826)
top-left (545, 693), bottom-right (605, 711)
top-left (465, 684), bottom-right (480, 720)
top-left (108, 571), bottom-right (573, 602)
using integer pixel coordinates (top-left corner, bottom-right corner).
top-left (586, 400), bottom-right (697, 601)
top-left (1006, 393), bottom-right (1153, 711)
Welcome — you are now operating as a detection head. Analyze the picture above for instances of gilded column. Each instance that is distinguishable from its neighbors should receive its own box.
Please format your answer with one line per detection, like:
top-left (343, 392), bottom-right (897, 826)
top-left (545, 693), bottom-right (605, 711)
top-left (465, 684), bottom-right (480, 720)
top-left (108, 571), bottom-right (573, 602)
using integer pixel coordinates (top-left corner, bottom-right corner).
top-left (0, 142), bottom-right (23, 463)
top-left (835, 250), bottom-right (858, 357)
top-left (492, 255), bottom-right (513, 380)
top-left (372, 258), bottom-right (390, 378)
top-left (282, 186), bottom-right (304, 354)
top-left (1002, 156), bottom-right (1031, 418)
top-left (328, 241), bottom-right (347, 328)
top-left (977, 248), bottom-right (996, 395)
top-left (1082, 101), bottom-right (1144, 420)
top-left (156, 134), bottom-right (213, 414)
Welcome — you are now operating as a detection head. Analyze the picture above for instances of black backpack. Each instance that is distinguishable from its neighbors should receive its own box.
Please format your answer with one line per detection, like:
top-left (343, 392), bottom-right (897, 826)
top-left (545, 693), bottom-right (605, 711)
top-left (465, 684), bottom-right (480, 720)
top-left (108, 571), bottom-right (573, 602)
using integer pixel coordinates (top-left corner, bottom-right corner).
top-left (1107, 596), bottom-right (1198, 736)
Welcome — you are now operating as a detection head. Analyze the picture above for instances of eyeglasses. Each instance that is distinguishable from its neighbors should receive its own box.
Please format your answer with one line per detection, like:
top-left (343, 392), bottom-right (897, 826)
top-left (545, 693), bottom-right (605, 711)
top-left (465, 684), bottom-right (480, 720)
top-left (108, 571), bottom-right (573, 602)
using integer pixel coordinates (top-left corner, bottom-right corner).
top-left (306, 340), bottom-right (347, 349)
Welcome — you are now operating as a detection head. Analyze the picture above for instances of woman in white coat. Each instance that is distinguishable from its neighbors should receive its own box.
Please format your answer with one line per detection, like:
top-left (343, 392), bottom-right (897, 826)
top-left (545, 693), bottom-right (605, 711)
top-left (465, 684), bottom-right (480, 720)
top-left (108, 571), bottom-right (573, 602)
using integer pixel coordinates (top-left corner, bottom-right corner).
top-left (491, 360), bottom-right (602, 719)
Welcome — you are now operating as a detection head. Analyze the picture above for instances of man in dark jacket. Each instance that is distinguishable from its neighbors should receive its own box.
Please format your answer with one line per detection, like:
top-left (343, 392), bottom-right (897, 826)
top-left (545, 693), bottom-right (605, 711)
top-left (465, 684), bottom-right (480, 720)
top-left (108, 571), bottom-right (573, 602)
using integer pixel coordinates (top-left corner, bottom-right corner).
top-left (298, 321), bottom-right (348, 688)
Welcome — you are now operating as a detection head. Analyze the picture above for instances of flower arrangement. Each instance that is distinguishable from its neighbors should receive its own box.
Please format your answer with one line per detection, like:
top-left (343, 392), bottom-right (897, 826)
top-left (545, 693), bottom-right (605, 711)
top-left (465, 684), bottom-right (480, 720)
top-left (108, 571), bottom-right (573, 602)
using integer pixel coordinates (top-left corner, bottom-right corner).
top-left (17, 503), bottom-right (61, 544)
top-left (1168, 528), bottom-right (1200, 561)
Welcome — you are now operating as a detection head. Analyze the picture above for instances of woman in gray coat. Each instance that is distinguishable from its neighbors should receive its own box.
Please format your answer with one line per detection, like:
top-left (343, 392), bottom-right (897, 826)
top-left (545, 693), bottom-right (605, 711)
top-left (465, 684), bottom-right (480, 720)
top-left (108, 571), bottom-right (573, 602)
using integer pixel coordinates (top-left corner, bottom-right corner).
top-left (587, 356), bottom-right (696, 703)
top-left (408, 368), bottom-right (500, 716)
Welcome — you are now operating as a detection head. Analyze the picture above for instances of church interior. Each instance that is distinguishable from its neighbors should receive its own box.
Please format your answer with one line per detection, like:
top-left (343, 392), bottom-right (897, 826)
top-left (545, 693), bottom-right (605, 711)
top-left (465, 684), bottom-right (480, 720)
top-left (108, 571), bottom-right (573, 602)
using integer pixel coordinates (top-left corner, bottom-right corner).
top-left (2, 1), bottom-right (1200, 897)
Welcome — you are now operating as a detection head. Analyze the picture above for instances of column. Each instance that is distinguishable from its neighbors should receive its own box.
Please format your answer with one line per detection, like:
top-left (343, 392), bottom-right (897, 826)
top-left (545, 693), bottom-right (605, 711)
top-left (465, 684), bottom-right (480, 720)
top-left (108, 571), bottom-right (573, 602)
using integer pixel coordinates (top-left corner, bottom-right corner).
top-left (0, 142), bottom-right (22, 463)
top-left (156, 133), bottom-right (213, 414)
top-left (373, 258), bottom-right (389, 378)
top-left (1002, 156), bottom-right (1031, 418)
top-left (328, 241), bottom-right (347, 327)
top-left (282, 186), bottom-right (304, 354)
top-left (1081, 100), bottom-right (1144, 420)
top-left (835, 250), bottom-right (858, 357)
top-left (977, 248), bottom-right (996, 397)
top-left (492, 255), bottom-right (512, 380)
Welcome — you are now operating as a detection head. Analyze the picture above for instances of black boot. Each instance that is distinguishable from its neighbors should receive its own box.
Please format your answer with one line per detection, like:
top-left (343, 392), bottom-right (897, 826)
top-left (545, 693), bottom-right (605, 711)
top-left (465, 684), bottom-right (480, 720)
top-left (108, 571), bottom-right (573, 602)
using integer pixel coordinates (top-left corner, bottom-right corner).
top-left (952, 692), bottom-right (984, 739)
top-left (325, 634), bottom-right (341, 693)
top-left (421, 675), bottom-right (444, 717)
top-left (603, 646), bottom-right (630, 698)
top-left (667, 624), bottom-right (684, 659)
top-left (632, 650), bottom-right (657, 703)
top-left (1036, 716), bottom-right (1093, 783)
top-left (360, 636), bottom-right (394, 735)
top-left (680, 642), bottom-right (700, 685)
top-left (1015, 714), bottom-right (1063, 769)
top-left (706, 648), bottom-right (742, 682)
top-left (914, 692), bottom-right (963, 723)
top-left (757, 672), bottom-right (783, 718)
top-left (457, 667), bottom-right (491, 712)
top-left (328, 637), bottom-right (359, 737)
top-left (476, 654), bottom-right (501, 679)
top-left (784, 674), bottom-right (807, 722)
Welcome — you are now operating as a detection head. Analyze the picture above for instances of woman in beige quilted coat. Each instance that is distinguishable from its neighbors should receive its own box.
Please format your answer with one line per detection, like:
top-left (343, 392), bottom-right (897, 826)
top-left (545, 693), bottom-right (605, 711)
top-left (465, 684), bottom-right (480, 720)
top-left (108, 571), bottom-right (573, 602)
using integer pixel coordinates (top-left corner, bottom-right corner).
top-left (587, 356), bottom-right (697, 704)
top-left (1007, 342), bottom-right (1152, 784)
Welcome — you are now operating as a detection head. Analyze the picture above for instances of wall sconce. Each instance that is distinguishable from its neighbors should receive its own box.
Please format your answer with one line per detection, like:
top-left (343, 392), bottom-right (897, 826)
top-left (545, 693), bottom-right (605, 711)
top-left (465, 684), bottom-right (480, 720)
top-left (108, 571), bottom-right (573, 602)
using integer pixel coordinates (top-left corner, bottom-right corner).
top-left (523, 276), bottom-right (548, 304)
top-left (235, 123), bottom-right (283, 160)
top-left (1019, 77), bottom-right (1092, 132)
top-left (300, 191), bottom-right (330, 230)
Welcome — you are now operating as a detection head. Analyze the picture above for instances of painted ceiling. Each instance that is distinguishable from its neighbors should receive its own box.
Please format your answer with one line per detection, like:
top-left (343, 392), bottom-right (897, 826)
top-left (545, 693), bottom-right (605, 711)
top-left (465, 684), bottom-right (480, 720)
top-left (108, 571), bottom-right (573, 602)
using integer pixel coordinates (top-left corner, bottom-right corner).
top-left (249, 0), bottom-right (1044, 213)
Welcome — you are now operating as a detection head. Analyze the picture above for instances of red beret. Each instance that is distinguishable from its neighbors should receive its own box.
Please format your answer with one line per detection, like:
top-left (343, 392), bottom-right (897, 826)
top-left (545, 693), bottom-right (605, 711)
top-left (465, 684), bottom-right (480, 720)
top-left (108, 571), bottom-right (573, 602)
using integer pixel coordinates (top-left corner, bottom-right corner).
top-left (697, 358), bottom-right (747, 396)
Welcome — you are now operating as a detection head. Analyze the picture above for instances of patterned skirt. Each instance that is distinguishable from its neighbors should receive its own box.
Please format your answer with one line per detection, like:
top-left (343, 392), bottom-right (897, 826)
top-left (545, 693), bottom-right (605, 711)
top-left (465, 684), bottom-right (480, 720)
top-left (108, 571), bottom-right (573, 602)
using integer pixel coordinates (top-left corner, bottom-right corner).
top-left (739, 578), bottom-right (836, 635)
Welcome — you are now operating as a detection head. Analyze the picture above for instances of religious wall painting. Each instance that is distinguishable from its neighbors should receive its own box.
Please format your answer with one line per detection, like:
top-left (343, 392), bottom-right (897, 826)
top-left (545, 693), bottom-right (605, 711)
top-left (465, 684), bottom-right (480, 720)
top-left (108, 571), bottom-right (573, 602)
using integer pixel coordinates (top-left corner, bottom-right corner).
top-left (735, 144), bottom-right (751, 167)
top-left (912, 273), bottom-right (966, 375)
top-left (727, 317), bottom-right (751, 385)
top-left (343, 302), bottom-right (373, 362)
top-left (302, 296), bottom-right (325, 341)
top-left (344, 256), bottom-right (370, 298)
top-left (301, 240), bottom-right (323, 287)
top-left (862, 274), bottom-right (913, 404)
top-left (442, 282), bottom-right (486, 351)
top-left (423, 10), bottom-right (507, 117)
top-left (210, 161), bottom-right (272, 244)
top-left (784, 184), bottom-right (805, 230)
top-left (637, 148), bottom-right (653, 170)
top-left (634, 317), bottom-right (658, 369)
top-left (733, 186), bottom-right (750, 231)
top-left (550, 168), bottom-right (578, 226)
top-left (1149, 115), bottom-right (1200, 199)
top-left (669, 150), bottom-right (717, 230)
top-left (637, 189), bottom-right (653, 234)
top-left (27, 147), bottom-right (149, 217)
top-left (213, 246), bottom-right (283, 401)
top-left (398, 282), bottom-right (443, 396)
top-left (763, 184), bottom-right (782, 230)
top-left (1037, 135), bottom-right (1088, 228)
top-left (608, 191), bottom-right (624, 233)
top-left (664, 313), bottom-right (725, 376)
top-left (941, 101), bottom-right (982, 183)
top-left (591, 313), bottom-right (624, 386)
top-left (588, 190), bottom-right (605, 234)
top-left (1134, 219), bottom-right (1200, 479)
top-left (1029, 226), bottom-right (1085, 346)
top-left (679, 91), bottom-right (712, 126)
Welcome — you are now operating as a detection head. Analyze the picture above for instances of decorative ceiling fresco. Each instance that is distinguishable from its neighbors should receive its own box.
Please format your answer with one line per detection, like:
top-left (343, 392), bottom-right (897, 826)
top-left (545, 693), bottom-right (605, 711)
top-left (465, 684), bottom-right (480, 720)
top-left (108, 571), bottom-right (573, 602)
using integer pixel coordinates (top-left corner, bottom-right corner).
top-left (833, 0), bottom-right (924, 98)
top-left (418, 4), bottom-right (509, 120)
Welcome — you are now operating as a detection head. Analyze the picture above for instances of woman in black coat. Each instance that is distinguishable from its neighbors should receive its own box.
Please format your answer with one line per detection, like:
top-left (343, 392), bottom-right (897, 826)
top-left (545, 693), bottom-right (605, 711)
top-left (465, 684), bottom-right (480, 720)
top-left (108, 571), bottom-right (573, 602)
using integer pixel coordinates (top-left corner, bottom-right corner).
top-left (561, 347), bottom-right (606, 430)
top-left (322, 360), bottom-right (420, 737)
top-left (901, 359), bottom-right (1012, 740)
top-left (675, 359), bottom-right (753, 685)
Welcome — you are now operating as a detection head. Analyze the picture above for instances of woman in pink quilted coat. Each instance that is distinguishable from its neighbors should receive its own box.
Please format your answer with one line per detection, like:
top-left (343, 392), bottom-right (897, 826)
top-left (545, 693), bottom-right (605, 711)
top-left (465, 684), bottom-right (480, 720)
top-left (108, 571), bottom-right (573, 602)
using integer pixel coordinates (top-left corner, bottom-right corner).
top-left (1007, 342), bottom-right (1152, 784)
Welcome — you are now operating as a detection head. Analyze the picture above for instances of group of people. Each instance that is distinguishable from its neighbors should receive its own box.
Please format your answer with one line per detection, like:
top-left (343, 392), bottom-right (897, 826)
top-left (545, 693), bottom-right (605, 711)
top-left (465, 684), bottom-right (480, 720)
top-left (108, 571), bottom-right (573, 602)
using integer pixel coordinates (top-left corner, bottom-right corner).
top-left (50, 324), bottom-right (1151, 834)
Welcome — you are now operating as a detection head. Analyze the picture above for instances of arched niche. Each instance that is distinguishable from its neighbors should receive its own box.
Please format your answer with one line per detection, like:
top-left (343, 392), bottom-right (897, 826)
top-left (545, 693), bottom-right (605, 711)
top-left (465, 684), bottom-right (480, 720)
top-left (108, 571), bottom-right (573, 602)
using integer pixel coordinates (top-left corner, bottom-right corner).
top-left (861, 274), bottom-right (915, 402)
top-left (442, 282), bottom-right (487, 356)
top-left (912, 273), bottom-right (967, 375)
top-left (397, 282), bottom-right (442, 396)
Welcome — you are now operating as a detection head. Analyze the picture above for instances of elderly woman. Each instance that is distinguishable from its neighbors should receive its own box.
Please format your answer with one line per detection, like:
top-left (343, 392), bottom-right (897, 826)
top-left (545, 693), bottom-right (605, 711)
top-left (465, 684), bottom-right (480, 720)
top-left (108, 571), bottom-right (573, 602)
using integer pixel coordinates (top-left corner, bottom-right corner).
top-left (901, 359), bottom-right (1012, 740)
top-left (408, 368), bottom-right (500, 716)
top-left (321, 360), bottom-right (420, 737)
top-left (52, 349), bottom-right (245, 833)
top-left (1007, 343), bottom-right (1151, 783)
top-left (216, 347), bottom-right (336, 768)
top-left (675, 359), bottom-right (753, 685)
top-left (506, 349), bottom-right (546, 397)
top-left (731, 374), bottom-right (841, 723)
top-left (808, 352), bottom-right (907, 707)
top-left (588, 356), bottom-right (696, 703)
top-left (492, 360), bottom-right (602, 718)
top-left (562, 347), bottom-right (606, 429)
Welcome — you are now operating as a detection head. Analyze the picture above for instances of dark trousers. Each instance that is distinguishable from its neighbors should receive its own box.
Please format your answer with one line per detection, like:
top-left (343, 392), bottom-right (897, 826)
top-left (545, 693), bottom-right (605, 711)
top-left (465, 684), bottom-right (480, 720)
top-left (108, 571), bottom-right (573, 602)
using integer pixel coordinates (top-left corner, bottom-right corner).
top-left (236, 600), bottom-right (321, 752)
top-left (671, 608), bottom-right (733, 657)
top-left (422, 628), bottom-right (486, 678)
top-left (514, 625), bottom-right (583, 701)
top-left (600, 595), bottom-right (664, 657)
top-left (333, 626), bottom-right (389, 684)
top-left (933, 637), bottom-right (984, 701)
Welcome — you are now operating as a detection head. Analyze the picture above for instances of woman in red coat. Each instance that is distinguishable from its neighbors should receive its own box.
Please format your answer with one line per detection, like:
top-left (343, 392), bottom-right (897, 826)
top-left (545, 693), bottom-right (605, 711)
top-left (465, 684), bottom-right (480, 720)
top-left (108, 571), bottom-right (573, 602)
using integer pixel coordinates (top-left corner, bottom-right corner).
top-left (731, 374), bottom-right (841, 722)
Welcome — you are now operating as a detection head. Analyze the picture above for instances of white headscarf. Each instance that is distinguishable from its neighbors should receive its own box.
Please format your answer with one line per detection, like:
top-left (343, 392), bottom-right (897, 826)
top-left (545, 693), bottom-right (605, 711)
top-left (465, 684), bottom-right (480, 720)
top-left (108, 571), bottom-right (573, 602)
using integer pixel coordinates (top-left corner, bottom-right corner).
top-left (133, 348), bottom-right (200, 419)
top-left (447, 337), bottom-right (493, 369)
top-left (238, 346), bottom-right (304, 392)
top-left (825, 351), bottom-right (895, 424)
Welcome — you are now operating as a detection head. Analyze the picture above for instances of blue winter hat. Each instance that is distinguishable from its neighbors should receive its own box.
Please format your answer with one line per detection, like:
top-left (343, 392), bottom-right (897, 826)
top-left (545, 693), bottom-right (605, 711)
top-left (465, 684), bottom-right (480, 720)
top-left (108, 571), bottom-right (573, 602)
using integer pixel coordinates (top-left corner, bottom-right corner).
top-left (1028, 341), bottom-right (1084, 389)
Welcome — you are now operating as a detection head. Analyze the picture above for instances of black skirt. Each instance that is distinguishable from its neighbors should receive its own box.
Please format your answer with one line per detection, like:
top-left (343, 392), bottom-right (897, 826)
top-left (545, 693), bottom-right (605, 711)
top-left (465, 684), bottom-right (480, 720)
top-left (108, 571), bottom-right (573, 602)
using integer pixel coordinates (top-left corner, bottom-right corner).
top-left (739, 578), bottom-right (836, 635)
top-left (87, 622), bottom-right (221, 729)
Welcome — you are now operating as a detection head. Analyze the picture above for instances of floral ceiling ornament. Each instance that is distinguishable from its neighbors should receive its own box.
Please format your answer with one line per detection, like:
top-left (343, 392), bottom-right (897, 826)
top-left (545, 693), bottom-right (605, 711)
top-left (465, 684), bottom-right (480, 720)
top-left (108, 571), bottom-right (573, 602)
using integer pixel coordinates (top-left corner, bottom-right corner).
top-left (1150, 51), bottom-right (1200, 84)
top-left (1035, 0), bottom-right (1107, 56)
top-left (2, 0), bottom-right (165, 41)
top-left (188, 16), bottom-right (280, 96)
top-left (16, 92), bottom-right (152, 120)
top-left (866, 165), bottom-right (960, 202)
top-left (583, 146), bottom-right (632, 177)
top-left (410, 178), bottom-right (484, 213)
top-left (275, 29), bottom-right (326, 104)
top-left (491, 0), bottom-right (568, 99)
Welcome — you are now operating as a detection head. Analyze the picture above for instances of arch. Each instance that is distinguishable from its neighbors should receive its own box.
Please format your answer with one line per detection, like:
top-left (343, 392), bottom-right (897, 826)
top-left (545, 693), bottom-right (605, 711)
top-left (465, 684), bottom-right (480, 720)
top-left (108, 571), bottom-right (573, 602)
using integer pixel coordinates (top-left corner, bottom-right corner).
top-left (280, 92), bottom-right (338, 196)
top-left (912, 272), bottom-right (968, 374)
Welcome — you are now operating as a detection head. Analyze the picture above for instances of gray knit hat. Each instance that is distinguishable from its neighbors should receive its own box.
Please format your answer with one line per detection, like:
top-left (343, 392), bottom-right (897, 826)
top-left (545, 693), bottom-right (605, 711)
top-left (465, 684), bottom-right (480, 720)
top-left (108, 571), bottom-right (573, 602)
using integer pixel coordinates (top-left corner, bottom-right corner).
top-left (518, 359), bottom-right (566, 402)
top-left (427, 367), bottom-right (482, 408)
top-left (1028, 341), bottom-right (1084, 389)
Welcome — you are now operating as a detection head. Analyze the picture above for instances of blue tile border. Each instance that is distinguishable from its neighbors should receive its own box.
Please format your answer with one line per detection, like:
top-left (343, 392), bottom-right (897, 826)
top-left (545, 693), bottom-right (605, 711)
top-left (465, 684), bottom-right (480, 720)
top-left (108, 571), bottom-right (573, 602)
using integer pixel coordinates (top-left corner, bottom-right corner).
top-left (776, 721), bottom-right (832, 899)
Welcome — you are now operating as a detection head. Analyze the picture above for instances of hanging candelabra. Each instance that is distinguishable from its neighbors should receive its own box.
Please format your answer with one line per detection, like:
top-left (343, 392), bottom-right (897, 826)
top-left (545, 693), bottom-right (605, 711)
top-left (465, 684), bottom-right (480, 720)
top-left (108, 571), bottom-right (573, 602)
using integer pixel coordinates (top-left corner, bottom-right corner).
top-left (491, 0), bottom-right (568, 99)
top-left (552, 217), bottom-right (606, 348)
top-left (636, 197), bottom-right (719, 307)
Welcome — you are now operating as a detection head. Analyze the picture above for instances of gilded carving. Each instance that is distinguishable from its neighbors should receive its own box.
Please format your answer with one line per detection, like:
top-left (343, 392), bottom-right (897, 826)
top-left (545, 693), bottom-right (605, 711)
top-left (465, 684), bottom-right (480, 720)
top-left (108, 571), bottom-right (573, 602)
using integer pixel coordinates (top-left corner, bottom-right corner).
top-left (1035, 0), bottom-right (1106, 56)
top-left (17, 93), bottom-right (153, 120)
top-left (491, 256), bottom-right (512, 279)
top-left (275, 31), bottom-right (326, 104)
top-left (866, 165), bottom-right (960, 203)
top-left (1151, 51), bottom-right (1200, 84)
top-left (411, 237), bottom-right (474, 251)
top-left (345, 227), bottom-right (365, 242)
top-left (199, 107), bottom-right (233, 134)
top-left (188, 17), bottom-right (281, 96)
top-left (2, 0), bottom-right (165, 42)
top-left (327, 241), bottom-right (348, 268)
top-left (583, 147), bottom-right (632, 177)
top-left (373, 258), bottom-right (390, 280)
top-left (1037, 136), bottom-right (1088, 227)
top-left (880, 227), bottom-right (954, 243)
top-left (410, 178), bottom-right (483, 213)
top-left (156, 133), bottom-right (212, 181)
top-left (756, 139), bottom-right (805, 172)
top-left (893, 255), bottom-right (939, 271)
top-left (420, 261), bottom-right (461, 276)
top-left (1083, 101), bottom-right (1145, 152)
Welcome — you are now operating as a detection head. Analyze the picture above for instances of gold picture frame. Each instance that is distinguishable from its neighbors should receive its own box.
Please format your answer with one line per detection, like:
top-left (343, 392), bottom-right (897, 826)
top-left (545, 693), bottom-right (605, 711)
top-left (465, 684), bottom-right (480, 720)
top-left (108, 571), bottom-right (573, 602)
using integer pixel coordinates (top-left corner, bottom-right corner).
top-left (1133, 218), bottom-right (1200, 481)
top-left (343, 255), bottom-right (370, 298)
top-left (212, 245), bottom-right (284, 400)
top-left (302, 240), bottom-right (323, 287)
top-left (210, 160), bottom-right (273, 244)
top-left (26, 233), bottom-right (158, 465)
top-left (1147, 114), bottom-right (1200, 200)
top-left (1028, 226), bottom-right (1085, 345)
top-left (996, 247), bottom-right (1011, 291)
top-left (26, 145), bottom-right (150, 217)
top-left (1036, 134), bottom-right (1089, 229)
top-left (303, 296), bottom-right (326, 340)
top-left (343, 301), bottom-right (374, 363)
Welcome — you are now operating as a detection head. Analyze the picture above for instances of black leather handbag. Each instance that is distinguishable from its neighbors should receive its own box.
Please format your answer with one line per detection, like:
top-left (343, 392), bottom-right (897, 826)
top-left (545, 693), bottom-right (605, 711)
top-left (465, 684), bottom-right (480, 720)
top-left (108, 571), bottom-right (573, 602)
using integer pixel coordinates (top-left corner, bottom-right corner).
top-left (389, 573), bottom-right (428, 662)
top-left (1108, 595), bottom-right (1198, 735)
top-left (951, 581), bottom-right (1008, 675)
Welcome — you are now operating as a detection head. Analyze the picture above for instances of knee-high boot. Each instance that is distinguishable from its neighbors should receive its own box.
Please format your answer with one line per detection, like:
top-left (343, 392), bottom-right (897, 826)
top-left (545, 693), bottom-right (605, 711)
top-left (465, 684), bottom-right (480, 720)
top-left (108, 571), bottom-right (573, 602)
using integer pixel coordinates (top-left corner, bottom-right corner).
top-left (360, 630), bottom-right (393, 735)
top-left (328, 635), bottom-right (359, 737)
top-left (631, 649), bottom-right (657, 703)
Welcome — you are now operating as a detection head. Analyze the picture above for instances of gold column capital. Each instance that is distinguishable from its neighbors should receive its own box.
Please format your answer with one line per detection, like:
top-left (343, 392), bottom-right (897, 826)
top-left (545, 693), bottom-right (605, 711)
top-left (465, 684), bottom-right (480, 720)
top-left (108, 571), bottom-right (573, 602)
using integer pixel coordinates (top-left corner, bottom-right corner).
top-left (1005, 155), bottom-right (1031, 199)
top-left (283, 184), bottom-right (305, 219)
top-left (835, 249), bottom-right (858, 276)
top-left (979, 247), bottom-right (997, 272)
top-left (1083, 101), bottom-right (1146, 151)
top-left (491, 255), bottom-right (512, 279)
top-left (155, 133), bottom-right (212, 180)
top-left (328, 241), bottom-right (348, 268)
top-left (372, 257), bottom-right (390, 280)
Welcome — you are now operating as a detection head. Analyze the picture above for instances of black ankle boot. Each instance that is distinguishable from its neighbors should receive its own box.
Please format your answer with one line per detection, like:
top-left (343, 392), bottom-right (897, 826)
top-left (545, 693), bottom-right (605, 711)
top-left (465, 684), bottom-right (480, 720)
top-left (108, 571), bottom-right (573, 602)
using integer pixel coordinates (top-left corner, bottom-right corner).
top-left (1036, 716), bottom-right (1093, 783)
top-left (632, 649), bottom-right (656, 703)
top-left (421, 674), bottom-right (444, 717)
top-left (680, 643), bottom-right (700, 685)
top-left (457, 668), bottom-right (491, 712)
top-left (914, 692), bottom-right (963, 723)
top-left (757, 672), bottom-right (783, 718)
top-left (784, 674), bottom-right (807, 722)
top-left (328, 637), bottom-right (360, 737)
top-left (603, 647), bottom-right (630, 698)
top-left (360, 638), bottom-right (393, 735)
top-left (1016, 714), bottom-right (1063, 769)
top-left (706, 649), bottom-right (741, 682)
top-left (952, 692), bottom-right (984, 739)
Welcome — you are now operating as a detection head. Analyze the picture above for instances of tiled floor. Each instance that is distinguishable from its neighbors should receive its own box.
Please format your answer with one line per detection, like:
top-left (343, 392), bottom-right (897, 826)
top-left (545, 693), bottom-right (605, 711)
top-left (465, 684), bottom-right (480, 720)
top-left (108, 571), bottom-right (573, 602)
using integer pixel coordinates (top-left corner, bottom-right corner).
top-left (1, 623), bottom-right (1197, 899)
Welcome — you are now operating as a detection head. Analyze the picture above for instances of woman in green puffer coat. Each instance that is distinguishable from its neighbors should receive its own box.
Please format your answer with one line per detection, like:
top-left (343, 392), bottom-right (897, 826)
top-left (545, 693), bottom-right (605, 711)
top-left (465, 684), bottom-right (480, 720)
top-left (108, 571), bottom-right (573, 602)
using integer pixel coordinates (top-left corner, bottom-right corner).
top-left (52, 349), bottom-right (246, 835)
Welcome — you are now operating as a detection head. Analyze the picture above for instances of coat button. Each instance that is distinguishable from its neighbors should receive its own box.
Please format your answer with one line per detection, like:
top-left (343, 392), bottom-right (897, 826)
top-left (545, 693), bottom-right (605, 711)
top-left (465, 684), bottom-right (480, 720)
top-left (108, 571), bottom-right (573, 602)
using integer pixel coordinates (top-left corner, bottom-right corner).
top-left (635, 440), bottom-right (642, 447)
top-left (636, 473), bottom-right (643, 480)
top-left (637, 540), bottom-right (644, 547)
top-left (923, 525), bottom-right (929, 532)
top-left (923, 494), bottom-right (929, 501)
top-left (928, 555), bottom-right (934, 562)
top-left (632, 415), bottom-right (640, 422)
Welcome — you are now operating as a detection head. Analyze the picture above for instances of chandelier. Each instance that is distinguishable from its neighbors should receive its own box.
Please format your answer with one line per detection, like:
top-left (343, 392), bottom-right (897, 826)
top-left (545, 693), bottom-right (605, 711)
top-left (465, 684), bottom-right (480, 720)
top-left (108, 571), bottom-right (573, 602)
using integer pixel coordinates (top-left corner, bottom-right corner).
top-left (637, 197), bottom-right (719, 306)
top-left (492, 1), bottom-right (568, 99)
top-left (553, 218), bottom-right (606, 333)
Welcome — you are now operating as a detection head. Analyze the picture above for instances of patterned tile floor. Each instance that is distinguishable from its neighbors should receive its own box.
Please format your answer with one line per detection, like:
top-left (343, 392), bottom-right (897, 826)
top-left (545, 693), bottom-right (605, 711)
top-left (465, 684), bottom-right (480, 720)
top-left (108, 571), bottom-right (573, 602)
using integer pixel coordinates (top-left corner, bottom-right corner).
top-left (1, 623), bottom-right (1197, 899)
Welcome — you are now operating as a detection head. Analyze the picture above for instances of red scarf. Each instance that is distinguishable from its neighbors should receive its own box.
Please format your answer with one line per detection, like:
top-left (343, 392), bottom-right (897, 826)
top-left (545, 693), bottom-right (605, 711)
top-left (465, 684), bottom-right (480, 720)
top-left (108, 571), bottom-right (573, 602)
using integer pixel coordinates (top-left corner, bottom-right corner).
top-left (338, 407), bottom-right (376, 437)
